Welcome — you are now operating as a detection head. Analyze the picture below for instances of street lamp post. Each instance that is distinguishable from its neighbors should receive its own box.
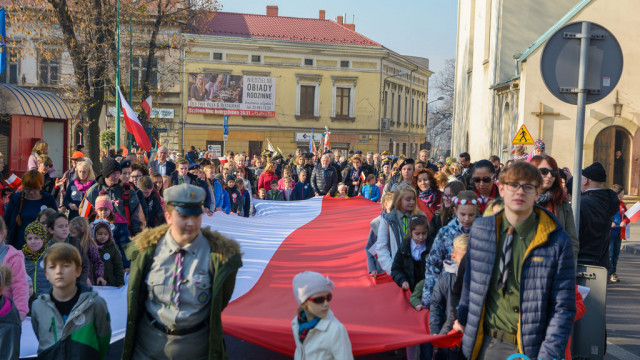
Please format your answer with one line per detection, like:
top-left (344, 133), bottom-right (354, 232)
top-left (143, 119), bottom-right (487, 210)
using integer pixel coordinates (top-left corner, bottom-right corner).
top-left (115, 0), bottom-right (121, 148)
top-left (425, 96), bottom-right (445, 157)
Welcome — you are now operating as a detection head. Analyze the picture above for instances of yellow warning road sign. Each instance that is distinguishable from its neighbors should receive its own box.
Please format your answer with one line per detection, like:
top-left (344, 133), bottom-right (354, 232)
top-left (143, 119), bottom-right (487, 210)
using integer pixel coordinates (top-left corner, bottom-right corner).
top-left (512, 124), bottom-right (535, 145)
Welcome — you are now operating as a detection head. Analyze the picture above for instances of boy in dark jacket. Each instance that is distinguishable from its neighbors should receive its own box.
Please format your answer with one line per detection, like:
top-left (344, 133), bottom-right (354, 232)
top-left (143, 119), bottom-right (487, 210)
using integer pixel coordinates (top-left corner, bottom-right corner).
top-left (225, 175), bottom-right (244, 214)
top-left (430, 233), bottom-right (468, 360)
top-left (0, 265), bottom-right (21, 360)
top-left (136, 176), bottom-right (166, 228)
top-left (291, 170), bottom-right (313, 200)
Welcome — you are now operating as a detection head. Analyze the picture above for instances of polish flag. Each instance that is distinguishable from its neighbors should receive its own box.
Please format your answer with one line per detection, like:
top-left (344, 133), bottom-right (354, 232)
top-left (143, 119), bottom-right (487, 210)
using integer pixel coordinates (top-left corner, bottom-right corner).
top-left (19, 197), bottom-right (461, 357)
top-left (625, 201), bottom-right (640, 223)
top-left (140, 96), bottom-right (152, 119)
top-left (79, 200), bottom-right (92, 218)
top-left (360, 171), bottom-right (366, 183)
top-left (118, 88), bottom-right (151, 152)
top-left (219, 156), bottom-right (228, 164)
top-left (6, 173), bottom-right (21, 188)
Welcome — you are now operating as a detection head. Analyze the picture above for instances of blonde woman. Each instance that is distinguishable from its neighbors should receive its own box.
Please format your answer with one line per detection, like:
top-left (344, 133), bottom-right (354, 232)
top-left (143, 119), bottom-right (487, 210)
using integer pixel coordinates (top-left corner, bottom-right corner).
top-left (63, 160), bottom-right (96, 219)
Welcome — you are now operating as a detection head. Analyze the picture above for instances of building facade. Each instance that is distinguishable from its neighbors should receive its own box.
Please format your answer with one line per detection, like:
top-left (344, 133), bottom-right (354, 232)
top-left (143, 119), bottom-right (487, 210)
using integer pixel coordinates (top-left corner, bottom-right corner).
top-left (452, 0), bottom-right (640, 195)
top-left (181, 6), bottom-right (432, 158)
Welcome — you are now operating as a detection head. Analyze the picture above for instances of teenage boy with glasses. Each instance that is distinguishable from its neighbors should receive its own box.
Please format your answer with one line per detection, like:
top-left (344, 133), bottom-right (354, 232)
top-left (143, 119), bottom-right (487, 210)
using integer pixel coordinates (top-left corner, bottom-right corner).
top-left (453, 161), bottom-right (576, 360)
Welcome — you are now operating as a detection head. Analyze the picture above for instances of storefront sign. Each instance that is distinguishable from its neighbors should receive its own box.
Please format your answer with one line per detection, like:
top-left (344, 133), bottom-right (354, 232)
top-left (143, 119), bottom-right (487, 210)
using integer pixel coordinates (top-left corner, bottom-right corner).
top-left (187, 73), bottom-right (276, 117)
top-left (294, 132), bottom-right (314, 142)
top-left (208, 144), bottom-right (222, 156)
top-left (108, 107), bottom-right (174, 119)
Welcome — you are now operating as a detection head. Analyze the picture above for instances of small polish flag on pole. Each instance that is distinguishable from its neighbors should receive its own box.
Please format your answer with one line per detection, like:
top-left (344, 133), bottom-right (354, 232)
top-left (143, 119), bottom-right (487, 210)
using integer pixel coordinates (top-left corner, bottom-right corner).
top-left (219, 156), bottom-right (228, 164)
top-left (360, 172), bottom-right (366, 183)
top-left (80, 201), bottom-right (92, 218)
top-left (141, 96), bottom-right (152, 119)
top-left (118, 87), bottom-right (151, 152)
top-left (6, 174), bottom-right (21, 188)
top-left (625, 201), bottom-right (640, 224)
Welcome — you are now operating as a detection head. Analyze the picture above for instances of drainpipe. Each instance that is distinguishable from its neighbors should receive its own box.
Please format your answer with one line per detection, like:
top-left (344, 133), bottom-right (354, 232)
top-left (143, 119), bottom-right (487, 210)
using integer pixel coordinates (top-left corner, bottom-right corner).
top-left (488, 0), bottom-right (502, 155)
top-left (181, 44), bottom-right (185, 155)
top-left (378, 52), bottom-right (390, 153)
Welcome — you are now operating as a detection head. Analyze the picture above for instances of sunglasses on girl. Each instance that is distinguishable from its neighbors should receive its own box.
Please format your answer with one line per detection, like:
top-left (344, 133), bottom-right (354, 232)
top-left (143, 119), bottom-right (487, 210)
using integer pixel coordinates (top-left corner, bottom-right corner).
top-left (308, 293), bottom-right (333, 304)
top-left (539, 168), bottom-right (559, 177)
top-left (472, 176), bottom-right (493, 183)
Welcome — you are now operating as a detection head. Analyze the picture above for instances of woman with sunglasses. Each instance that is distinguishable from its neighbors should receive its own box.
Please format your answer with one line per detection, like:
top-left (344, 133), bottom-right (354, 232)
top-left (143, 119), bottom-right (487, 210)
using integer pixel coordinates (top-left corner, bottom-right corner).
top-left (471, 159), bottom-right (499, 214)
top-left (36, 155), bottom-right (63, 199)
top-left (530, 155), bottom-right (579, 260)
top-left (292, 271), bottom-right (353, 360)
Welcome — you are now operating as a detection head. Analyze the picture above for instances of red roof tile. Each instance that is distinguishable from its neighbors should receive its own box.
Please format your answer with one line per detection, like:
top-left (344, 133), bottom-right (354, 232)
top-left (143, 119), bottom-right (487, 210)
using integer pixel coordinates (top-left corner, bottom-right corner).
top-left (187, 11), bottom-right (382, 47)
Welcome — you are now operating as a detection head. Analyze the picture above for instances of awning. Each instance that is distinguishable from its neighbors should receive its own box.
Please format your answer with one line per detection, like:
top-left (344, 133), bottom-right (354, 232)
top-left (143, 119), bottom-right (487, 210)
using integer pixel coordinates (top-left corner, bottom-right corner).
top-left (0, 84), bottom-right (74, 120)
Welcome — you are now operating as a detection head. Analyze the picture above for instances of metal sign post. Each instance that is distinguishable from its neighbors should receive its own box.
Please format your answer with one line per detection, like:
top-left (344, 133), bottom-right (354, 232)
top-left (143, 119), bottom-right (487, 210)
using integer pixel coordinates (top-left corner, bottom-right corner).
top-left (540, 21), bottom-right (623, 231)
top-left (570, 21), bottom-right (591, 232)
top-left (223, 114), bottom-right (229, 154)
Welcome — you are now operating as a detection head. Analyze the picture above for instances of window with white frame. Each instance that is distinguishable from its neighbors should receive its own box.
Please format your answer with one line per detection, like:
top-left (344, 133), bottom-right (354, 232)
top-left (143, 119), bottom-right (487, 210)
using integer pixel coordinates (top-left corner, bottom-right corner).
top-left (38, 54), bottom-right (59, 85)
top-left (296, 76), bottom-right (321, 117)
top-left (404, 94), bottom-right (408, 125)
top-left (0, 48), bottom-right (19, 84)
top-left (331, 78), bottom-right (356, 118)
top-left (132, 56), bottom-right (159, 90)
top-left (396, 92), bottom-right (401, 126)
top-left (390, 90), bottom-right (395, 122)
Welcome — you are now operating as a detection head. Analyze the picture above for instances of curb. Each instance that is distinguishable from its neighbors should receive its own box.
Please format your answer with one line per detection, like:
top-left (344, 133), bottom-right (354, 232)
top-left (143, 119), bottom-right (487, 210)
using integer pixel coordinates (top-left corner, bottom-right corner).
top-left (621, 243), bottom-right (640, 256)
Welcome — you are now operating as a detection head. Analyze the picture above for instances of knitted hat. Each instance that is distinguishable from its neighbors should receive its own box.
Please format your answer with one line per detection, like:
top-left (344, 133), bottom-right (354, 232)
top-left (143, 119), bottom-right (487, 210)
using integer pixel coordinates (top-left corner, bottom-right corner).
top-left (534, 139), bottom-right (545, 151)
top-left (101, 158), bottom-right (121, 178)
top-left (24, 221), bottom-right (48, 242)
top-left (90, 219), bottom-right (112, 240)
top-left (95, 195), bottom-right (113, 211)
top-left (292, 271), bottom-right (335, 305)
top-left (582, 162), bottom-right (607, 182)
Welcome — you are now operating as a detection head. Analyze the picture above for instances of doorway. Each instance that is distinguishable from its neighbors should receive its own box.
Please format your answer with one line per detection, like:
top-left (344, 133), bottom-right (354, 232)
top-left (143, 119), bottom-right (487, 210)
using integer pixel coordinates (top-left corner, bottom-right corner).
top-left (249, 141), bottom-right (263, 159)
top-left (593, 126), bottom-right (631, 190)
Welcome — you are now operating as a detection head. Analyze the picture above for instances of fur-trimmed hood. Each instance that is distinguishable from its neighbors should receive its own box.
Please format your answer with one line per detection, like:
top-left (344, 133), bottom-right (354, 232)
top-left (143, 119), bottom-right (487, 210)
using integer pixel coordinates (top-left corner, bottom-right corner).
top-left (129, 224), bottom-right (241, 264)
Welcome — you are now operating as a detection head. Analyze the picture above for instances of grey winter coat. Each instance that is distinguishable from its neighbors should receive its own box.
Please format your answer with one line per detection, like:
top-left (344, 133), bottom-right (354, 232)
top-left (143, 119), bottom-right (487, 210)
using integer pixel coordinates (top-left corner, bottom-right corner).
top-left (429, 259), bottom-right (458, 335)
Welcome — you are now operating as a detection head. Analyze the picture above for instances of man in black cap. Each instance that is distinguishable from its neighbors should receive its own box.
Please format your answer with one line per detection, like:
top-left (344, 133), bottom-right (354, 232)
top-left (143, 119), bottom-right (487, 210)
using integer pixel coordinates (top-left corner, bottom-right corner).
top-left (121, 184), bottom-right (242, 360)
top-left (577, 162), bottom-right (619, 268)
top-left (84, 158), bottom-right (144, 235)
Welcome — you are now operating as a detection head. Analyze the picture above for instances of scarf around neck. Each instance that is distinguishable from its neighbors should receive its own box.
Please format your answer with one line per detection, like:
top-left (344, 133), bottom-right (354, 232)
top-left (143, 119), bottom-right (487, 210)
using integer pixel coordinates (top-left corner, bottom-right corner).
top-left (537, 192), bottom-right (552, 205)
top-left (297, 310), bottom-right (321, 343)
top-left (74, 178), bottom-right (94, 192)
top-left (22, 243), bottom-right (47, 262)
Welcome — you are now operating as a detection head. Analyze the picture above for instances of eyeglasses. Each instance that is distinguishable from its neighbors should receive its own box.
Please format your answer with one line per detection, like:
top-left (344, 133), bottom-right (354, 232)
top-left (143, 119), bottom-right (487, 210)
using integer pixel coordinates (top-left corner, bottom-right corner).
top-left (539, 168), bottom-right (558, 177)
top-left (42, 162), bottom-right (52, 167)
top-left (308, 293), bottom-right (333, 304)
top-left (503, 182), bottom-right (538, 194)
top-left (472, 176), bottom-right (493, 184)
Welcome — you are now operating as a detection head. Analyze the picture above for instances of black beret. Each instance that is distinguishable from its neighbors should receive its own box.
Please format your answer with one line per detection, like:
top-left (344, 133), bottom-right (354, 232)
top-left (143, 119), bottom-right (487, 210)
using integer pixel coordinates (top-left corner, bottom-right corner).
top-left (582, 162), bottom-right (606, 182)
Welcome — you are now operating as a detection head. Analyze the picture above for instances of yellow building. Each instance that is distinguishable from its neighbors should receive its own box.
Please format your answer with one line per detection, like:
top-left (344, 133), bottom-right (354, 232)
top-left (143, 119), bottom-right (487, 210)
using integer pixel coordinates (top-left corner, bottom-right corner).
top-left (182, 6), bottom-right (432, 158)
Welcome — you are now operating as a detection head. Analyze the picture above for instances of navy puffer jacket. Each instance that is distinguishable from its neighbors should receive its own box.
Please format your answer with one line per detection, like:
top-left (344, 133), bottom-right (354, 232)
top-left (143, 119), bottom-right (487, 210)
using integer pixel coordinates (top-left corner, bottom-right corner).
top-left (458, 206), bottom-right (576, 360)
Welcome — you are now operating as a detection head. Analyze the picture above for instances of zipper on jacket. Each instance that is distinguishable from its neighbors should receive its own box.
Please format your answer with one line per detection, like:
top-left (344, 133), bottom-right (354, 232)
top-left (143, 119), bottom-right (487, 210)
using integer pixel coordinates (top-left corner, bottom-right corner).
top-left (50, 316), bottom-right (58, 343)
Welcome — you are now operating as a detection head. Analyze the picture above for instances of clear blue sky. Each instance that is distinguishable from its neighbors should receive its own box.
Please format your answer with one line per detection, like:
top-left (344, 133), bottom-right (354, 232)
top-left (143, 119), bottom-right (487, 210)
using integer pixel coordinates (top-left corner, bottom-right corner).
top-left (220, 0), bottom-right (458, 79)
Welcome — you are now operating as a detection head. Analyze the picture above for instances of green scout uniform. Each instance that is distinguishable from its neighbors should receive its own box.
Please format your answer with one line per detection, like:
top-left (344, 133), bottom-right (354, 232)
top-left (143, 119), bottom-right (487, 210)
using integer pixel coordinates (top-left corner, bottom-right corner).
top-left (121, 184), bottom-right (242, 360)
top-left (484, 212), bottom-right (539, 336)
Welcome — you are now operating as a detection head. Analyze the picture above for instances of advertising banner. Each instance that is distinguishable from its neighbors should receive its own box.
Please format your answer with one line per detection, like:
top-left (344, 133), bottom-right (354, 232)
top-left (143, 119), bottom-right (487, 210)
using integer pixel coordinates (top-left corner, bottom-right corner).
top-left (187, 73), bottom-right (276, 117)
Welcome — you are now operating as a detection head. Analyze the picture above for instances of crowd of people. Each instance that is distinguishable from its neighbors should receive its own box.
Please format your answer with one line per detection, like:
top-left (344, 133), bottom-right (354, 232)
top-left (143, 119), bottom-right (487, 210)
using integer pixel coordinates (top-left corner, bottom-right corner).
top-left (0, 138), bottom-right (628, 360)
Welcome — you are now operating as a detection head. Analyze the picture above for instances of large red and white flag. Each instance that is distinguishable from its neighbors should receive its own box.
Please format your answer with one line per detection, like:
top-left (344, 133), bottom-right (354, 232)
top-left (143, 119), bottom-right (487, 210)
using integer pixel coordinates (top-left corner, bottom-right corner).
top-left (625, 201), bottom-right (640, 224)
top-left (140, 96), bottom-right (152, 119)
top-left (118, 88), bottom-right (151, 152)
top-left (19, 197), bottom-right (460, 358)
